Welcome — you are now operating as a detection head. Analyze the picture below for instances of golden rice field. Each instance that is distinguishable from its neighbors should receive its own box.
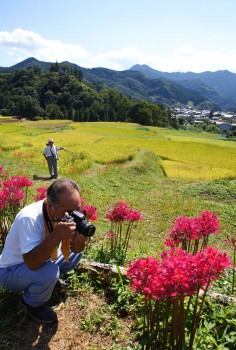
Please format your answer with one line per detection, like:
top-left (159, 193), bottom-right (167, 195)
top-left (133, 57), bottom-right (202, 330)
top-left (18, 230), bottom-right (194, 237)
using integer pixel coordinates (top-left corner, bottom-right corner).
top-left (1, 119), bottom-right (236, 181)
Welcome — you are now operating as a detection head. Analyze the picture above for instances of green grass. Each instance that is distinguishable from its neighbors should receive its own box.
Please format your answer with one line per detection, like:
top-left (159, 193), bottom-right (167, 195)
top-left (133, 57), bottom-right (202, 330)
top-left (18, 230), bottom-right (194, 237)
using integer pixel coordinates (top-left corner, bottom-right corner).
top-left (0, 121), bottom-right (235, 257)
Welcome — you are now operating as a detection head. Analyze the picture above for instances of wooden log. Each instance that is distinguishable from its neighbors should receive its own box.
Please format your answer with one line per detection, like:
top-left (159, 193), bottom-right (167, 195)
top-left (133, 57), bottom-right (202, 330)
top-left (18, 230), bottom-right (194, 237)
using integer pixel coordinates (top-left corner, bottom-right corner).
top-left (79, 259), bottom-right (127, 280)
top-left (203, 291), bottom-right (236, 304)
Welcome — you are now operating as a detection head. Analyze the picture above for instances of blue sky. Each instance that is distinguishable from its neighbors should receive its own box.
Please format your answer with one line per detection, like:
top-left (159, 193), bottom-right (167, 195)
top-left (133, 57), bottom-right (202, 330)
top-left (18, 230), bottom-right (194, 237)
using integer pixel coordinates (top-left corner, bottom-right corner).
top-left (1, 0), bottom-right (236, 72)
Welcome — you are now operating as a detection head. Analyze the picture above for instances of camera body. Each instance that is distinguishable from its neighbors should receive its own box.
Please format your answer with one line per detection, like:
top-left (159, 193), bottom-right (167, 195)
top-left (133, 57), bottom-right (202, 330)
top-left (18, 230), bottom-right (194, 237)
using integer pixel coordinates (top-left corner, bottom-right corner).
top-left (62, 210), bottom-right (96, 237)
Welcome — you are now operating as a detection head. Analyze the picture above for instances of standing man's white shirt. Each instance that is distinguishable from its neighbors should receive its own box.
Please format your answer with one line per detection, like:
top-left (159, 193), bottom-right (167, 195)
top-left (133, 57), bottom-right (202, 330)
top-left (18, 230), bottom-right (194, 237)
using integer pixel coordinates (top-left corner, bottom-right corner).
top-left (43, 144), bottom-right (60, 158)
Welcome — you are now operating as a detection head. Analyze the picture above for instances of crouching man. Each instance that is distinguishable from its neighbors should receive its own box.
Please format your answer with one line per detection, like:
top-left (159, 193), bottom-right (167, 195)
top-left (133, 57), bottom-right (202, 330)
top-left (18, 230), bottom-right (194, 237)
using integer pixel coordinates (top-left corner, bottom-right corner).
top-left (0, 179), bottom-right (88, 324)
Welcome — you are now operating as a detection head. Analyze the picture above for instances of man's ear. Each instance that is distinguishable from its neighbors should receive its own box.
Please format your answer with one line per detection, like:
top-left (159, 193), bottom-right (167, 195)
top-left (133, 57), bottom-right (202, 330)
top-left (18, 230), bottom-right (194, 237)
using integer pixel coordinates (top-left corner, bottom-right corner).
top-left (47, 201), bottom-right (54, 213)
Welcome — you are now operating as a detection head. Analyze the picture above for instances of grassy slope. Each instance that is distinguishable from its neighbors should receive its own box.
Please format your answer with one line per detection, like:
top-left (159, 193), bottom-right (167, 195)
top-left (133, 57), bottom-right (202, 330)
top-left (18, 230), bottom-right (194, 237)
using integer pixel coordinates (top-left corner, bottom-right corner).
top-left (1, 121), bottom-right (236, 349)
top-left (0, 121), bottom-right (235, 257)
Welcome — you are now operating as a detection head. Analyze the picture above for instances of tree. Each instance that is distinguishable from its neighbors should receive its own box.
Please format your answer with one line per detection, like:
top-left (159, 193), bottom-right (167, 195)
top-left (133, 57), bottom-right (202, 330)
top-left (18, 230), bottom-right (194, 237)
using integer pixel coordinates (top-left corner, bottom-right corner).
top-left (128, 101), bottom-right (153, 125)
top-left (45, 103), bottom-right (63, 119)
top-left (117, 97), bottom-right (132, 122)
top-left (12, 95), bottom-right (41, 119)
top-left (50, 62), bottom-right (60, 73)
top-left (0, 63), bottom-right (175, 127)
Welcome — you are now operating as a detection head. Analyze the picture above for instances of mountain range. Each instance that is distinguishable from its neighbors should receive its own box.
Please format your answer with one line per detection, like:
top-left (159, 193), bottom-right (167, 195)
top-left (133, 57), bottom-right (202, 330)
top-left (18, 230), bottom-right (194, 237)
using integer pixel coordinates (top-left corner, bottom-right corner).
top-left (1, 57), bottom-right (236, 111)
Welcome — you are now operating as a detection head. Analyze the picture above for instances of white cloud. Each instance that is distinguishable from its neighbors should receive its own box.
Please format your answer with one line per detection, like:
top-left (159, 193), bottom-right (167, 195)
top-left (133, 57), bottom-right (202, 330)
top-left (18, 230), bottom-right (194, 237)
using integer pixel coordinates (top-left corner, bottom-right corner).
top-left (175, 45), bottom-right (197, 58)
top-left (139, 45), bottom-right (236, 73)
top-left (0, 29), bottom-right (42, 49)
top-left (1, 29), bottom-right (236, 73)
top-left (0, 29), bottom-right (91, 64)
top-left (88, 47), bottom-right (147, 70)
top-left (172, 45), bottom-right (236, 73)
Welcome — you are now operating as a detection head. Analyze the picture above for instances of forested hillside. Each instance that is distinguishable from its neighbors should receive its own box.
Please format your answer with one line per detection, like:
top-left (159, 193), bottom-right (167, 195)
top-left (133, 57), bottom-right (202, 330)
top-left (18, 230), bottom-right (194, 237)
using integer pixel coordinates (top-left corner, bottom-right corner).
top-left (0, 57), bottom-right (219, 111)
top-left (0, 62), bottom-right (172, 127)
top-left (130, 64), bottom-right (236, 110)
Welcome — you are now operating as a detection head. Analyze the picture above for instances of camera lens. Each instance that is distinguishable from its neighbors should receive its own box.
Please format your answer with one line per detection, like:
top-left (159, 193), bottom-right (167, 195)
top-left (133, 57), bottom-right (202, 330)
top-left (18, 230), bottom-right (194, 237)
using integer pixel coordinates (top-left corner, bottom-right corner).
top-left (85, 224), bottom-right (96, 237)
top-left (76, 221), bottom-right (96, 237)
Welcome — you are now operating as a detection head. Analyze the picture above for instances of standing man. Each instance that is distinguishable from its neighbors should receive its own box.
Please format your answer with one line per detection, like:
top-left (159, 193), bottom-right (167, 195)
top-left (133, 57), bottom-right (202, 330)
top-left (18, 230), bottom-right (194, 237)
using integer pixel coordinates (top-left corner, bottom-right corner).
top-left (0, 179), bottom-right (88, 324)
top-left (43, 138), bottom-right (66, 179)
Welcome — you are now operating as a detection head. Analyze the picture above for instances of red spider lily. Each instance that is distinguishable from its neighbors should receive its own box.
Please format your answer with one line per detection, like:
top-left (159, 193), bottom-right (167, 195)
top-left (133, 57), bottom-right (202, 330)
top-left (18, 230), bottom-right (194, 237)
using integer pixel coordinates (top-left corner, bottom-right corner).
top-left (70, 167), bottom-right (77, 174)
top-left (33, 187), bottom-right (47, 201)
top-left (25, 152), bottom-right (35, 159)
top-left (127, 256), bottom-right (161, 299)
top-left (165, 211), bottom-right (220, 253)
top-left (0, 166), bottom-right (4, 175)
top-left (195, 210), bottom-right (219, 237)
top-left (3, 176), bottom-right (33, 188)
top-left (0, 187), bottom-right (25, 208)
top-left (106, 201), bottom-right (143, 222)
top-left (13, 151), bottom-right (23, 157)
top-left (125, 209), bottom-right (143, 222)
top-left (104, 201), bottom-right (143, 263)
top-left (167, 216), bottom-right (199, 244)
top-left (127, 247), bottom-right (231, 301)
top-left (80, 198), bottom-right (98, 221)
top-left (127, 247), bottom-right (231, 349)
top-left (106, 230), bottom-right (115, 238)
top-left (2, 176), bottom-right (33, 205)
top-left (190, 247), bottom-right (231, 288)
top-left (106, 201), bottom-right (130, 222)
top-left (159, 249), bottom-right (198, 298)
top-left (127, 249), bottom-right (194, 300)
top-left (3, 178), bottom-right (16, 188)
top-left (81, 204), bottom-right (98, 221)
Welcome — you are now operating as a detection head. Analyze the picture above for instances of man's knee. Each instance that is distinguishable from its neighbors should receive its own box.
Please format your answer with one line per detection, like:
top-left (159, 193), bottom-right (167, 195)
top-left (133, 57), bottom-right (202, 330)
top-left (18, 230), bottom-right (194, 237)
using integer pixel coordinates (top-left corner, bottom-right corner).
top-left (56, 252), bottom-right (83, 275)
top-left (41, 260), bottom-right (60, 285)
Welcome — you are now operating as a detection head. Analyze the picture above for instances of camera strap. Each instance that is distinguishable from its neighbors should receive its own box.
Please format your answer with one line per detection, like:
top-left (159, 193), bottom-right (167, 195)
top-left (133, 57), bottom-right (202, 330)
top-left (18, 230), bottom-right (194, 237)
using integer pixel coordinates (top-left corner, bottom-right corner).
top-left (50, 147), bottom-right (58, 160)
top-left (42, 200), bottom-right (53, 233)
top-left (42, 200), bottom-right (70, 263)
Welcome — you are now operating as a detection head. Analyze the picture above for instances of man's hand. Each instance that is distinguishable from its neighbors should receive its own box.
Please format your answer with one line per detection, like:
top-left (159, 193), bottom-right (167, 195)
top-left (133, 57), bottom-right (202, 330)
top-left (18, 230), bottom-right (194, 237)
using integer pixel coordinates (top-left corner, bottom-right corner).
top-left (70, 232), bottom-right (88, 253)
top-left (52, 221), bottom-right (76, 242)
top-left (23, 221), bottom-right (77, 270)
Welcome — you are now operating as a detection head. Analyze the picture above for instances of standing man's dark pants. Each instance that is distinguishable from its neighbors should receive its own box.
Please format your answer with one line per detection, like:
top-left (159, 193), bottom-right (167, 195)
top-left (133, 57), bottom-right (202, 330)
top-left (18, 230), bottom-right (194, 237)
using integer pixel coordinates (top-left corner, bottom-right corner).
top-left (47, 156), bottom-right (58, 179)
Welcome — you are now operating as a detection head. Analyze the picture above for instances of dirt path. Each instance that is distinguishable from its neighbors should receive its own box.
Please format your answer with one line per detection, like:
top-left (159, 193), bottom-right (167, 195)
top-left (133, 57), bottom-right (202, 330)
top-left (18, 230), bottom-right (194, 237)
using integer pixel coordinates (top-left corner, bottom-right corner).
top-left (0, 290), bottom-right (138, 350)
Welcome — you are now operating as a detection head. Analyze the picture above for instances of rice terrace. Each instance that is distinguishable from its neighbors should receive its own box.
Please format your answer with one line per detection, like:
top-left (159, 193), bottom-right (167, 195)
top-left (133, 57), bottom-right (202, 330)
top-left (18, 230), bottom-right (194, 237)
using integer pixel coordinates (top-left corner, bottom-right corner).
top-left (1, 118), bottom-right (236, 349)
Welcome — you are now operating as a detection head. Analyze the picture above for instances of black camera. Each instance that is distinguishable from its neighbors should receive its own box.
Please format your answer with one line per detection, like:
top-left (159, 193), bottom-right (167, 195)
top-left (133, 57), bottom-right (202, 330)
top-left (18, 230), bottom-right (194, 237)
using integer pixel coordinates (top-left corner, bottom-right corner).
top-left (62, 210), bottom-right (96, 237)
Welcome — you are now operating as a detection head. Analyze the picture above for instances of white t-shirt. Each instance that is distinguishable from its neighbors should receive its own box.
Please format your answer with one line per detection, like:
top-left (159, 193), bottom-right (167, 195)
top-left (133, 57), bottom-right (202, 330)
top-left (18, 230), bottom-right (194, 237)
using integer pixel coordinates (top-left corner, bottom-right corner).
top-left (43, 145), bottom-right (60, 158)
top-left (0, 200), bottom-right (45, 267)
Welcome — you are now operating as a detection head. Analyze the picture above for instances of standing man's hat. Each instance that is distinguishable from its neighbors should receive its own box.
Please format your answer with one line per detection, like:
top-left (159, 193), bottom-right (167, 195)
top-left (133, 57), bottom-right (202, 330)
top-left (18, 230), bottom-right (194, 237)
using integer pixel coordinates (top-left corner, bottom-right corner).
top-left (48, 138), bottom-right (54, 143)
